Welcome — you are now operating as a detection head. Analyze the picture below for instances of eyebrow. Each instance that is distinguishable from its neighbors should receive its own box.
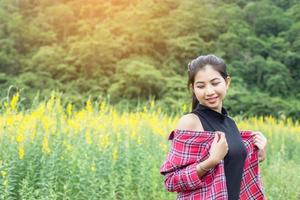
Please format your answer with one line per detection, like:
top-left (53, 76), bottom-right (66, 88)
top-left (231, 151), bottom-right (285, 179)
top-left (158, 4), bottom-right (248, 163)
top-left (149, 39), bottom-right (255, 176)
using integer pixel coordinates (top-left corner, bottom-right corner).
top-left (195, 78), bottom-right (221, 84)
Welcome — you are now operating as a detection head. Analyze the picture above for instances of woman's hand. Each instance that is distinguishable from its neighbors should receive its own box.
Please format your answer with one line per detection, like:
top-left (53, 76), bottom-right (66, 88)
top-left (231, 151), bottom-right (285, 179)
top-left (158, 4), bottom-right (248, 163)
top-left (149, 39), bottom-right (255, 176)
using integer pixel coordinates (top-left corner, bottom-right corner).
top-left (208, 132), bottom-right (228, 165)
top-left (252, 131), bottom-right (267, 162)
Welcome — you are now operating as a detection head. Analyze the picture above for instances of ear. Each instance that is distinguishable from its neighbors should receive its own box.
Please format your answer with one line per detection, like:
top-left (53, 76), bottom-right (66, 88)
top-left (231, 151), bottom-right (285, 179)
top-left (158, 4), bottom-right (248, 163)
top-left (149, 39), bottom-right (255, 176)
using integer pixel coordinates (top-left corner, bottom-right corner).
top-left (225, 76), bottom-right (231, 89)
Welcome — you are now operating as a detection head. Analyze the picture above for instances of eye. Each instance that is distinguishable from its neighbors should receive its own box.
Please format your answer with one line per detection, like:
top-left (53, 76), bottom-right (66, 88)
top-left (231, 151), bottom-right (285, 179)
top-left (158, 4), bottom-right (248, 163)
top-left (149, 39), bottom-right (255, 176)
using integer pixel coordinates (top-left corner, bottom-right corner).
top-left (212, 82), bottom-right (220, 86)
top-left (197, 85), bottom-right (205, 89)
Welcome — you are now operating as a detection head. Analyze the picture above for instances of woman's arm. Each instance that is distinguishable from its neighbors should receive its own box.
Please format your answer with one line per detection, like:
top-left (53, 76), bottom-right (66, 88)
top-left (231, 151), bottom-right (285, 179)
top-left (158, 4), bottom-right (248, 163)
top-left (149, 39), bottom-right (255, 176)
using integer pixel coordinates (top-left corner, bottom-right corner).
top-left (162, 114), bottom-right (208, 192)
top-left (163, 158), bottom-right (217, 192)
top-left (161, 114), bottom-right (225, 192)
top-left (196, 157), bottom-right (218, 177)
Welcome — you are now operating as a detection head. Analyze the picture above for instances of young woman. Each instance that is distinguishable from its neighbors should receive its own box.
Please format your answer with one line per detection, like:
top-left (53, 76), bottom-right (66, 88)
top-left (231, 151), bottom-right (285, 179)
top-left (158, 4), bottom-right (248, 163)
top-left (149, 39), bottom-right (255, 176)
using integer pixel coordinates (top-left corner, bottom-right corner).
top-left (160, 55), bottom-right (267, 200)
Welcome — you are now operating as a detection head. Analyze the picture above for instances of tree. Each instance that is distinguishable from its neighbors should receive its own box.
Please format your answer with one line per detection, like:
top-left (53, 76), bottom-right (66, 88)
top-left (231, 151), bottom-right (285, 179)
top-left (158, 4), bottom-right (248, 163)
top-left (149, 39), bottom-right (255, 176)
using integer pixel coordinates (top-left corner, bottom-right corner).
top-left (254, 15), bottom-right (292, 36)
top-left (265, 58), bottom-right (293, 97)
top-left (245, 36), bottom-right (269, 58)
top-left (108, 60), bottom-right (166, 102)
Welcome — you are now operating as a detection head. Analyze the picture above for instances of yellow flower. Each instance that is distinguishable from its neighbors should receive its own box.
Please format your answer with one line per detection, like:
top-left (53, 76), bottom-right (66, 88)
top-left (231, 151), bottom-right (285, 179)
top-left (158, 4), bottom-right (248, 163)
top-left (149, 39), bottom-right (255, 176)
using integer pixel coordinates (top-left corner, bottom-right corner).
top-left (99, 101), bottom-right (107, 113)
top-left (42, 116), bottom-right (51, 133)
top-left (63, 140), bottom-right (73, 151)
top-left (130, 129), bottom-right (137, 140)
top-left (112, 148), bottom-right (118, 162)
top-left (143, 106), bottom-right (148, 113)
top-left (150, 100), bottom-right (155, 109)
top-left (46, 92), bottom-right (56, 112)
top-left (42, 137), bottom-right (51, 154)
top-left (6, 115), bottom-right (14, 126)
top-left (1, 170), bottom-right (6, 178)
top-left (182, 104), bottom-right (187, 113)
top-left (160, 142), bottom-right (168, 153)
top-left (100, 134), bottom-right (109, 149)
top-left (10, 92), bottom-right (20, 111)
top-left (33, 105), bottom-right (45, 119)
top-left (86, 98), bottom-right (93, 113)
top-left (18, 146), bottom-right (25, 160)
top-left (67, 103), bottom-right (73, 117)
top-left (91, 162), bottom-right (96, 172)
top-left (16, 133), bottom-right (24, 143)
top-left (4, 102), bottom-right (8, 109)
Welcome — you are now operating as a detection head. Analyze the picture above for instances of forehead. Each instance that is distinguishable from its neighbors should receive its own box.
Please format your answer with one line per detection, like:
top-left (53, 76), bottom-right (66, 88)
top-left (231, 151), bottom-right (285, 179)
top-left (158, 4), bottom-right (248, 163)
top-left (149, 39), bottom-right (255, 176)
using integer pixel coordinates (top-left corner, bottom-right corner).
top-left (194, 65), bottom-right (223, 84)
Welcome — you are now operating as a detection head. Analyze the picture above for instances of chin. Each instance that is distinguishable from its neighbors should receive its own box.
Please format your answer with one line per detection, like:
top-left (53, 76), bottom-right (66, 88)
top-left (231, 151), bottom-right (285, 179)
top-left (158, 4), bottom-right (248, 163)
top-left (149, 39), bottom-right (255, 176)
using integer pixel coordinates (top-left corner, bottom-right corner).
top-left (203, 103), bottom-right (216, 109)
top-left (204, 102), bottom-right (221, 110)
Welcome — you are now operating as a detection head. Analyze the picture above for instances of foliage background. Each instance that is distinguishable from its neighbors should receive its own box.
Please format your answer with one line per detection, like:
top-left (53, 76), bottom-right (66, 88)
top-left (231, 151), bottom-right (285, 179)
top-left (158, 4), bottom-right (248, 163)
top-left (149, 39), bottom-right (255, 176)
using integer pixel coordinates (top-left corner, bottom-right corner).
top-left (0, 0), bottom-right (299, 118)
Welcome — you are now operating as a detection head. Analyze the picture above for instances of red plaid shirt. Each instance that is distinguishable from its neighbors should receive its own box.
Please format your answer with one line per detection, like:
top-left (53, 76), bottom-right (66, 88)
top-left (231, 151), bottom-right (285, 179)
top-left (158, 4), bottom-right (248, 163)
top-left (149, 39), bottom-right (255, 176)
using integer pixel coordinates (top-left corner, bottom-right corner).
top-left (160, 129), bottom-right (266, 200)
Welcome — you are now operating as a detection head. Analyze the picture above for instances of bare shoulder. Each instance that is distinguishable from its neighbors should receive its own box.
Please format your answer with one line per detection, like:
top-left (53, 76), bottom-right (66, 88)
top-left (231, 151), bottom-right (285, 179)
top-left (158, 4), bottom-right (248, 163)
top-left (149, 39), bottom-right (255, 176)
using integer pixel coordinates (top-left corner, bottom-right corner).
top-left (175, 113), bottom-right (204, 131)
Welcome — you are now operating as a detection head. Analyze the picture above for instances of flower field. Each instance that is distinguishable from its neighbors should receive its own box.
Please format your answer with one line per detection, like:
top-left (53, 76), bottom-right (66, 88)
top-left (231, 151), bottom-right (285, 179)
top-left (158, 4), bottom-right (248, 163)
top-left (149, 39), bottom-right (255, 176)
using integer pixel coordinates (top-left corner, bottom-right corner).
top-left (0, 93), bottom-right (299, 200)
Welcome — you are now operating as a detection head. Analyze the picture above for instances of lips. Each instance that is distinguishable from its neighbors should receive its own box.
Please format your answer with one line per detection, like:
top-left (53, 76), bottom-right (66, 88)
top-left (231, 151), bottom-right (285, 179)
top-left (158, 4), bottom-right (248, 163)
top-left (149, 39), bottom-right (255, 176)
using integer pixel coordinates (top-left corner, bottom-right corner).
top-left (206, 96), bottom-right (218, 103)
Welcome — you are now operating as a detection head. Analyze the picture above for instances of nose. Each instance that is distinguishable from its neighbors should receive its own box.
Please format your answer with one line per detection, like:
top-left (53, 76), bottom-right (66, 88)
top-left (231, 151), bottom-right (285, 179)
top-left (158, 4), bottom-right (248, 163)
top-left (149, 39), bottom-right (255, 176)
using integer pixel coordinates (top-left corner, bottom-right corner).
top-left (205, 85), bottom-right (215, 96)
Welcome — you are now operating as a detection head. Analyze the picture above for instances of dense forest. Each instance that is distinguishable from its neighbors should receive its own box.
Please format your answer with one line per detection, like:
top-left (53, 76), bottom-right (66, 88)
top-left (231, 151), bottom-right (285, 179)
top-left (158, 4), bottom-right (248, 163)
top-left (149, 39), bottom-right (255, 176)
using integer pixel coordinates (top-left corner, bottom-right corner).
top-left (0, 0), bottom-right (299, 119)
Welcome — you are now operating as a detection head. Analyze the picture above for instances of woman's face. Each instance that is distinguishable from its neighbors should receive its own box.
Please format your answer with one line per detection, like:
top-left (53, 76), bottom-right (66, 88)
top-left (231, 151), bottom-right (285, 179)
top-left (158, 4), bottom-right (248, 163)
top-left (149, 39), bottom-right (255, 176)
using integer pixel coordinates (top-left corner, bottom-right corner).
top-left (192, 65), bottom-right (230, 113)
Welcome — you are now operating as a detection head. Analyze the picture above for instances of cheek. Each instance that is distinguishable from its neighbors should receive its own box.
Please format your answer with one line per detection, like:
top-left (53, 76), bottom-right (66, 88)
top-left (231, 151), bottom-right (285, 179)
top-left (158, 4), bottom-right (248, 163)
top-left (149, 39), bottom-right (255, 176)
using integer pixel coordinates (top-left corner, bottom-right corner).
top-left (216, 86), bottom-right (227, 96)
top-left (193, 88), bottom-right (205, 97)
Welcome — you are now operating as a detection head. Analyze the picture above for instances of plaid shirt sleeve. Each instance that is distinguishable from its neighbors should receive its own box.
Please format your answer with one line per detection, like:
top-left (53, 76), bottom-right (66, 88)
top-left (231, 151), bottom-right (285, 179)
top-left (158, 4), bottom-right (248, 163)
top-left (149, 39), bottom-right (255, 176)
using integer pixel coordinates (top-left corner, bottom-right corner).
top-left (160, 129), bottom-right (213, 192)
top-left (239, 130), bottom-right (266, 200)
top-left (163, 162), bottom-right (202, 192)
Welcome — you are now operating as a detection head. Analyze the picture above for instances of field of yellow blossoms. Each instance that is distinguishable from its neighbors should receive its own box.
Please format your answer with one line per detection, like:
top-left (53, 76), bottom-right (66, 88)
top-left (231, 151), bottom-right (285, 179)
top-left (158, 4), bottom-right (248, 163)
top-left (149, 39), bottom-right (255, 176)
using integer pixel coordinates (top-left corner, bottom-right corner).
top-left (0, 93), bottom-right (299, 200)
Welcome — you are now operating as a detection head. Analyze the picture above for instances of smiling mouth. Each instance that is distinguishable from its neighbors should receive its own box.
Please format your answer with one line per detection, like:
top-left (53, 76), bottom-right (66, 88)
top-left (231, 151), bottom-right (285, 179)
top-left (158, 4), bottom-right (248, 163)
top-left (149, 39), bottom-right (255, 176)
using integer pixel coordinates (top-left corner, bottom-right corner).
top-left (206, 97), bottom-right (218, 101)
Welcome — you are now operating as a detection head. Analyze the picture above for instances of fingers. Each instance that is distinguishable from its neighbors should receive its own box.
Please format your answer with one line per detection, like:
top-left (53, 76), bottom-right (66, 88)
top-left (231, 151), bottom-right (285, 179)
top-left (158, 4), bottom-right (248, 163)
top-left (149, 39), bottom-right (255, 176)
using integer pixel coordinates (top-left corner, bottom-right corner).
top-left (253, 132), bottom-right (267, 150)
top-left (254, 137), bottom-right (265, 143)
top-left (218, 132), bottom-right (226, 142)
top-left (213, 131), bottom-right (223, 142)
top-left (254, 141), bottom-right (264, 149)
top-left (213, 131), bottom-right (228, 148)
top-left (252, 131), bottom-right (267, 140)
top-left (212, 133), bottom-right (219, 144)
top-left (254, 139), bottom-right (267, 148)
top-left (215, 132), bottom-right (228, 151)
top-left (251, 131), bottom-right (260, 135)
top-left (217, 133), bottom-right (221, 142)
top-left (254, 137), bottom-right (266, 146)
top-left (252, 131), bottom-right (265, 139)
top-left (255, 135), bottom-right (267, 142)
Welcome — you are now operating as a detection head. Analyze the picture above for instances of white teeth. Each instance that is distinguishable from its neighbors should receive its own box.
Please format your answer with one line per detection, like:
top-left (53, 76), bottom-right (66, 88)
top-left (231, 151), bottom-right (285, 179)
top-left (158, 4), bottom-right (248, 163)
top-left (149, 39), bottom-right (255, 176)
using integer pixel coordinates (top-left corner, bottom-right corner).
top-left (207, 97), bottom-right (217, 100)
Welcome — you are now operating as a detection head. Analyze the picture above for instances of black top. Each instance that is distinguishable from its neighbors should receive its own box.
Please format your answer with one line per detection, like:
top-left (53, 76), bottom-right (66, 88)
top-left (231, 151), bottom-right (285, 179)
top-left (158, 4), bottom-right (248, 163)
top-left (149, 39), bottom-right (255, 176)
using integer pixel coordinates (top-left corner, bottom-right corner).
top-left (191, 103), bottom-right (247, 200)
